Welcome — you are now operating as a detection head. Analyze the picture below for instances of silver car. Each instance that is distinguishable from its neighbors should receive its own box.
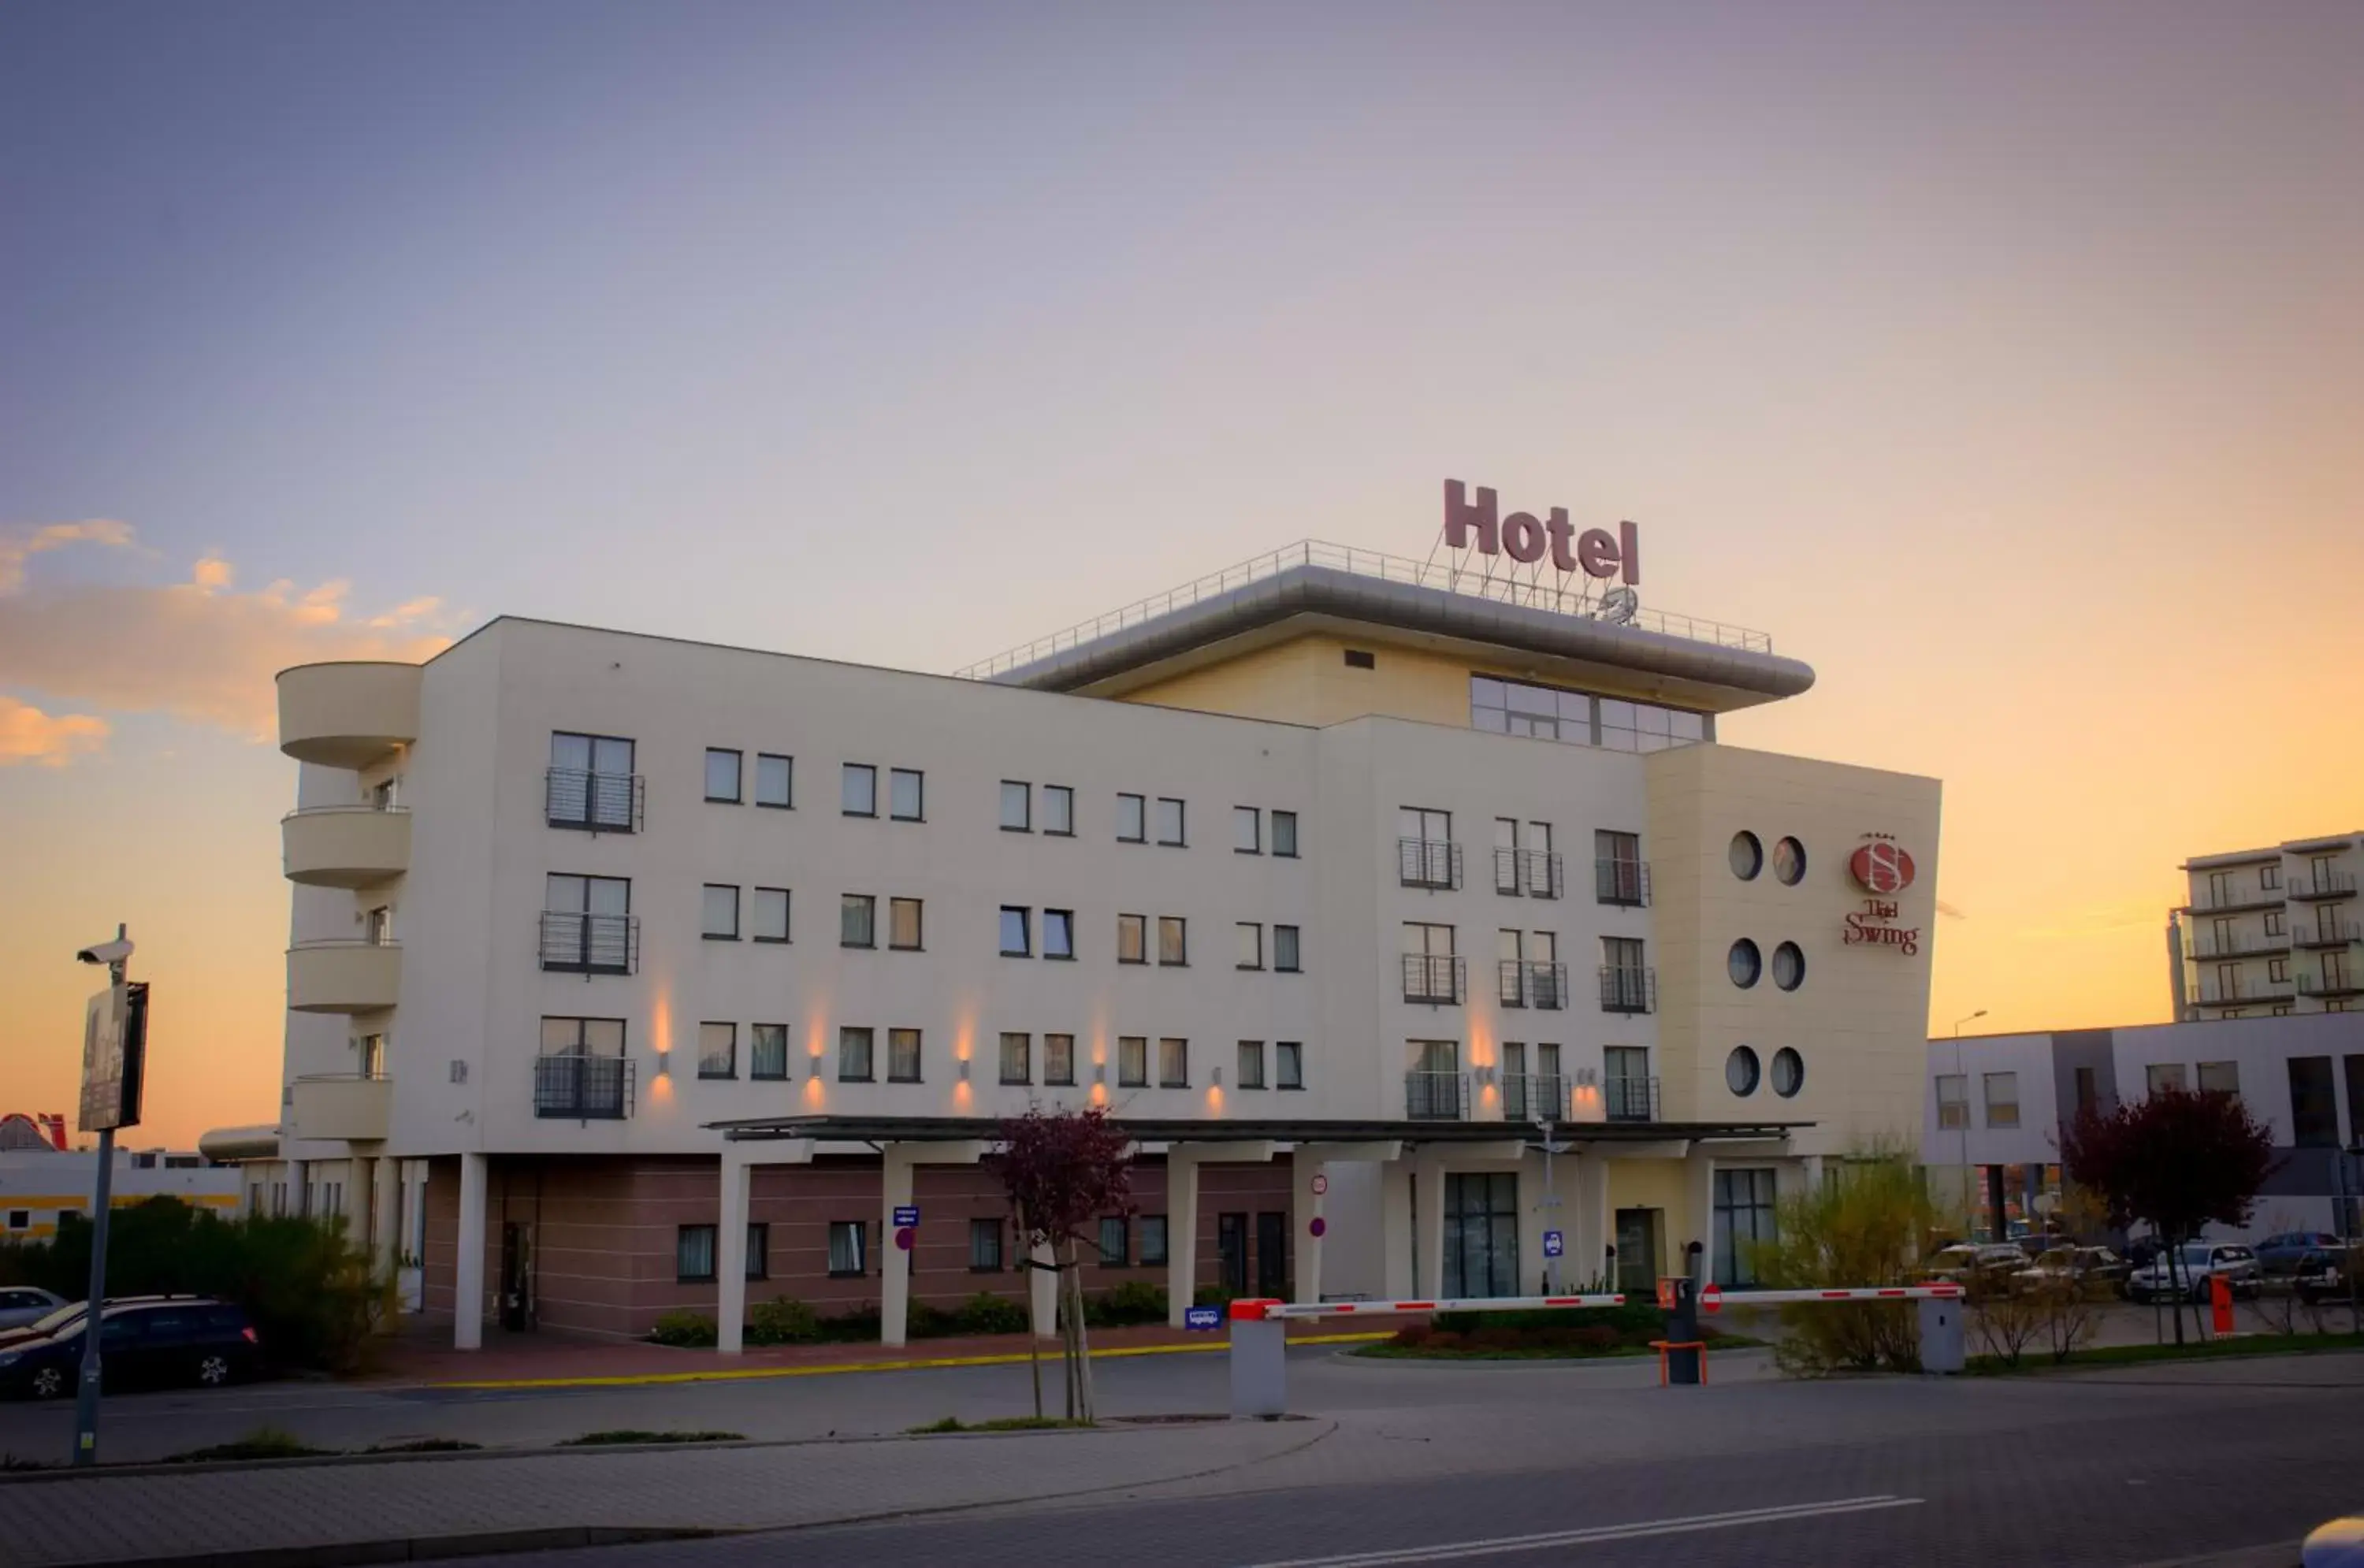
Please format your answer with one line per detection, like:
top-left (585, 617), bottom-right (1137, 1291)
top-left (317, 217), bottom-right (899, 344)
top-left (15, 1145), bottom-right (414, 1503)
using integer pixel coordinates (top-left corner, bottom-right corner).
top-left (2128, 1243), bottom-right (2262, 1303)
top-left (0, 1287), bottom-right (68, 1332)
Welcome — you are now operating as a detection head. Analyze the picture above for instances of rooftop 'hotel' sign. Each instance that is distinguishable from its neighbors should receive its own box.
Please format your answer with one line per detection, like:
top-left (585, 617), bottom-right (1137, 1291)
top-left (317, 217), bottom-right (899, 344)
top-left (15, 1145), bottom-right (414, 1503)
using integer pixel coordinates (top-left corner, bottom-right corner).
top-left (1443, 480), bottom-right (1641, 585)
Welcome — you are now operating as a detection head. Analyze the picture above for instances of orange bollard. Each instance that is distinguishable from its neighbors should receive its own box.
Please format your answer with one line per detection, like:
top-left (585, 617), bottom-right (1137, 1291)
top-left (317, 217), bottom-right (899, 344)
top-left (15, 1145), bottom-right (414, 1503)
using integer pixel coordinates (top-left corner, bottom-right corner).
top-left (2210, 1272), bottom-right (2234, 1337)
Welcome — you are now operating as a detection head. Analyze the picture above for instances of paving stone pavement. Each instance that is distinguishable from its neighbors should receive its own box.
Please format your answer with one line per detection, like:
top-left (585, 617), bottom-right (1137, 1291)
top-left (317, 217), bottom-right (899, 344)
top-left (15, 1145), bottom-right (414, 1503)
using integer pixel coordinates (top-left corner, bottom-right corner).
top-left (0, 1420), bottom-right (1331, 1566)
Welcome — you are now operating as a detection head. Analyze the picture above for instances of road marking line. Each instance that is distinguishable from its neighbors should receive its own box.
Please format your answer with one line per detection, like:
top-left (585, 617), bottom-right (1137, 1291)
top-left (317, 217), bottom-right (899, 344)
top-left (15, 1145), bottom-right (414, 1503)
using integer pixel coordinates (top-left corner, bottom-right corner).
top-left (427, 1332), bottom-right (1392, 1390)
top-left (1233, 1495), bottom-right (1926, 1567)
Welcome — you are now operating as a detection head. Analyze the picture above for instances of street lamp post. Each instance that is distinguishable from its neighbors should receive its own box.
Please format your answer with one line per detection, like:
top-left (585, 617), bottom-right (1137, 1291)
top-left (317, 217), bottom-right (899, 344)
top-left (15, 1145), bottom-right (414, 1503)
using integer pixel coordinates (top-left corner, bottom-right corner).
top-left (1953, 1010), bottom-right (1987, 1236)
top-left (72, 923), bottom-right (132, 1469)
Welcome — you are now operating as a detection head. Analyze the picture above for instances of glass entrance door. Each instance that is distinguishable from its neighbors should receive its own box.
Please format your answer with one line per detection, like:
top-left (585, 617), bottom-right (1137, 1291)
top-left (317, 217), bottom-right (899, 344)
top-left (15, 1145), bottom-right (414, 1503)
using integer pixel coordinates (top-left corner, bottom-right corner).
top-left (1444, 1172), bottom-right (1520, 1299)
top-left (1614, 1207), bottom-right (1660, 1296)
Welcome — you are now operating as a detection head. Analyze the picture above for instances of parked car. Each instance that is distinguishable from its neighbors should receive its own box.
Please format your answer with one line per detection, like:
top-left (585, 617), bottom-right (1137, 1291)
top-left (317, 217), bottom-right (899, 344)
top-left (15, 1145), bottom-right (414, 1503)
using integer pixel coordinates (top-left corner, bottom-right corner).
top-left (2013, 1246), bottom-right (2129, 1297)
top-left (1927, 1243), bottom-right (2030, 1289)
top-left (2255, 1232), bottom-right (2346, 1277)
top-left (2296, 1248), bottom-right (2360, 1306)
top-left (0, 1299), bottom-right (86, 1351)
top-left (0, 1298), bottom-right (259, 1400)
top-left (2128, 1243), bottom-right (2262, 1304)
top-left (0, 1287), bottom-right (68, 1332)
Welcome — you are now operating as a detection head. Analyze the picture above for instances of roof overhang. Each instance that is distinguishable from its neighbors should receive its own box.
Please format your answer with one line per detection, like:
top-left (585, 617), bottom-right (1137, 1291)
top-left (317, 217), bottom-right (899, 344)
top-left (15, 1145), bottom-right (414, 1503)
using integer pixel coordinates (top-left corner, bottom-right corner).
top-left (706, 1113), bottom-right (1811, 1146)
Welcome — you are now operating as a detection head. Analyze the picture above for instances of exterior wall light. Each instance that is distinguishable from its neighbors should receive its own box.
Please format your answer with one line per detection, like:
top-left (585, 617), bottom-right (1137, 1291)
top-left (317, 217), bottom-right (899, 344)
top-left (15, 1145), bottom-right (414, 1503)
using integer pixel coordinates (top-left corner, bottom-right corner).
top-left (653, 1048), bottom-right (671, 1079)
top-left (957, 1059), bottom-right (971, 1083)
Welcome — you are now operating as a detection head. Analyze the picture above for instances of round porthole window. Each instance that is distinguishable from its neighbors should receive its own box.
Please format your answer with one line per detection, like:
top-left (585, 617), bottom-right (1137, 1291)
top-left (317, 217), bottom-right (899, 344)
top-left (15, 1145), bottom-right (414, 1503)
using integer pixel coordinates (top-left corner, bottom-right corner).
top-left (1771, 1047), bottom-right (1805, 1097)
top-left (1726, 1045), bottom-right (1761, 1096)
top-left (1771, 942), bottom-right (1806, 991)
top-left (1773, 837), bottom-right (1807, 885)
top-left (1729, 831), bottom-right (1764, 881)
top-left (1727, 938), bottom-right (1762, 989)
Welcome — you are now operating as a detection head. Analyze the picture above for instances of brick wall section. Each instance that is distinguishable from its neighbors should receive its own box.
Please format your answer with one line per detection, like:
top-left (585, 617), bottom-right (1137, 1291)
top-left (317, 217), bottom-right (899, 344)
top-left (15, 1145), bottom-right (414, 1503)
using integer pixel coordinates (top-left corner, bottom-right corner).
top-left (417, 1152), bottom-right (1296, 1340)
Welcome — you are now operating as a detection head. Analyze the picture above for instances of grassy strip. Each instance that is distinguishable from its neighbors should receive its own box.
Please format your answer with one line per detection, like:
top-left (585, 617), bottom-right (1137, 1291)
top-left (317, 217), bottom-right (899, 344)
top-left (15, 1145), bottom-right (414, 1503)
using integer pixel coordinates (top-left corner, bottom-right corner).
top-left (905, 1416), bottom-right (1094, 1434)
top-left (1354, 1334), bottom-right (1763, 1362)
top-left (559, 1429), bottom-right (746, 1446)
top-left (1967, 1331), bottom-right (2364, 1376)
top-left (159, 1426), bottom-right (489, 1464)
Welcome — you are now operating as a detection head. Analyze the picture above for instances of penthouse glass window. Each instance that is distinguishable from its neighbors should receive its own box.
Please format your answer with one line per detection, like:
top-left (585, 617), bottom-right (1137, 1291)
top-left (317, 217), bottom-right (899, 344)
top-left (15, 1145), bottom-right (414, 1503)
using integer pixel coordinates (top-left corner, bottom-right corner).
top-left (755, 753), bottom-right (793, 808)
top-left (842, 764), bottom-right (877, 816)
top-left (890, 768), bottom-right (924, 821)
top-left (704, 749), bottom-right (742, 803)
top-left (1469, 677), bottom-right (1708, 753)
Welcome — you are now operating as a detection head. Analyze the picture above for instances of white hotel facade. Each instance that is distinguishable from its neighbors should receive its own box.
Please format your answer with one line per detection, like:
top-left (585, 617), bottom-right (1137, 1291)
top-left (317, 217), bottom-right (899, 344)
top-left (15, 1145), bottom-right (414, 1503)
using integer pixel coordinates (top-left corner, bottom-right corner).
top-left (224, 523), bottom-right (1942, 1348)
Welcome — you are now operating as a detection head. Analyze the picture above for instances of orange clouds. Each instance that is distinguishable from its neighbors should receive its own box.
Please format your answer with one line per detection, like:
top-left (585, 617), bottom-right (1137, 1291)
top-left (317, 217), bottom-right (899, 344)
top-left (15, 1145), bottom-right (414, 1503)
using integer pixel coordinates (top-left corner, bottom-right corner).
top-left (0, 518), bottom-right (136, 593)
top-left (0, 695), bottom-right (109, 767)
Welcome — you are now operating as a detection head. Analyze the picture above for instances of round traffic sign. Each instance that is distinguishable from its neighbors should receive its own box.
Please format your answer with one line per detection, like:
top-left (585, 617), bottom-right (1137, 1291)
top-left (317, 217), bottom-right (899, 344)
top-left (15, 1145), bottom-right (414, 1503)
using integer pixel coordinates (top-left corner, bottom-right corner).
top-left (894, 1225), bottom-right (915, 1252)
top-left (1308, 1216), bottom-right (1327, 1239)
top-left (1701, 1281), bottom-right (1723, 1315)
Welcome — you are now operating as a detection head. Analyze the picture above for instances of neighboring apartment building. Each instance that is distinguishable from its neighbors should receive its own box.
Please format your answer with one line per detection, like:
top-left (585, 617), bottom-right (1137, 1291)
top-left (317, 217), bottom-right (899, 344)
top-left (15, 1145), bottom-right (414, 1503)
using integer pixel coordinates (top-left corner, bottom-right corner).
top-left (2171, 834), bottom-right (2363, 1020)
top-left (221, 522), bottom-right (1942, 1350)
top-left (1924, 1013), bottom-right (2364, 1245)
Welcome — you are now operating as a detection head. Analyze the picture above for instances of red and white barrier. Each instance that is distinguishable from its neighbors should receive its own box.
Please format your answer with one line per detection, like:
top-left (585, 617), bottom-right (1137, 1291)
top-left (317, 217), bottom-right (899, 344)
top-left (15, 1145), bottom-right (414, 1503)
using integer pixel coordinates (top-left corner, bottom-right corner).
top-left (1233, 1292), bottom-right (1627, 1321)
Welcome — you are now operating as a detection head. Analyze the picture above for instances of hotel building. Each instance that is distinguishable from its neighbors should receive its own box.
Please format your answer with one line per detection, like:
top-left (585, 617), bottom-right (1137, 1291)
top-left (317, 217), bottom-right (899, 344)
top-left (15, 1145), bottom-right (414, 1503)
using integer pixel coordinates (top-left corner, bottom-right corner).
top-left (2171, 834), bottom-right (2362, 1020)
top-left (225, 529), bottom-right (1942, 1349)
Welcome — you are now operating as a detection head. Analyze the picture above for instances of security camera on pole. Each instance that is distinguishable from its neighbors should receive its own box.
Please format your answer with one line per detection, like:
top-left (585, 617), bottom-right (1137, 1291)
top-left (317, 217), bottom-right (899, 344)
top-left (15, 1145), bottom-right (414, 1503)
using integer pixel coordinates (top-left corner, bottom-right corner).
top-left (70, 926), bottom-right (146, 1469)
top-left (1533, 1104), bottom-right (1569, 1295)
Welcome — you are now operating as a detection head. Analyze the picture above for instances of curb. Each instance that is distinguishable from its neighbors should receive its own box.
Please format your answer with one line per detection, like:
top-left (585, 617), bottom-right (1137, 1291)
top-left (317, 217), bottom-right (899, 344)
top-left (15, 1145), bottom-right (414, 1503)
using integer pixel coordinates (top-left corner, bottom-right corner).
top-left (1325, 1343), bottom-right (1775, 1371)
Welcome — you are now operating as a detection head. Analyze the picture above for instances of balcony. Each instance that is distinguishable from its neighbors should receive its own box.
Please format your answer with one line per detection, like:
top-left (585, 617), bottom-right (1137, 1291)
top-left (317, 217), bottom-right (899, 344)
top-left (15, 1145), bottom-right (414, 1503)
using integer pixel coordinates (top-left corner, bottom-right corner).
top-left (2184, 931), bottom-right (2292, 960)
top-left (539, 912), bottom-right (639, 975)
top-left (1596, 858), bottom-right (1652, 908)
top-left (2292, 871), bottom-right (2358, 902)
top-left (286, 940), bottom-right (402, 1014)
top-left (1406, 1070), bottom-right (1470, 1121)
top-left (1604, 1075), bottom-right (1660, 1124)
top-left (547, 768), bottom-right (643, 834)
top-left (1401, 953), bottom-right (1466, 1005)
top-left (2295, 920), bottom-right (2362, 949)
top-left (2192, 975), bottom-right (2295, 1007)
top-left (1502, 1073), bottom-right (1568, 1124)
top-left (2298, 972), bottom-right (2364, 1000)
top-left (1399, 837), bottom-right (1462, 890)
top-left (533, 1054), bottom-right (635, 1120)
top-left (277, 662), bottom-right (422, 769)
top-left (1496, 960), bottom-right (1569, 1010)
top-left (281, 804), bottom-right (411, 888)
top-left (2184, 886), bottom-right (2286, 916)
top-left (1599, 965), bottom-right (1657, 1015)
top-left (290, 1073), bottom-right (390, 1143)
top-left (1492, 848), bottom-right (1564, 899)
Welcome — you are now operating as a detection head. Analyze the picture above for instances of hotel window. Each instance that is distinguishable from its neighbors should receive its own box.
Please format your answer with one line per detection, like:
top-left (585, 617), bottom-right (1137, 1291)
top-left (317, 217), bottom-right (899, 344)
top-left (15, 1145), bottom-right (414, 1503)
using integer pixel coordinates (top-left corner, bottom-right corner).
top-left (1043, 785), bottom-right (1075, 836)
top-left (842, 763), bottom-right (877, 816)
top-left (2262, 863), bottom-right (2283, 890)
top-left (1274, 925), bottom-right (1302, 973)
top-left (1935, 1074), bottom-right (1968, 1129)
top-left (1117, 793), bottom-right (1147, 842)
top-left (1234, 806), bottom-right (1260, 853)
top-left (753, 887), bottom-right (790, 943)
top-left (745, 1223), bottom-right (770, 1281)
top-left (548, 732), bottom-right (636, 830)
top-left (839, 1026), bottom-right (875, 1083)
top-left (890, 768), bottom-right (924, 821)
top-left (969, 1218), bottom-right (1004, 1271)
top-left (2146, 1062), bottom-right (2187, 1096)
top-left (1159, 1037), bottom-right (1189, 1088)
top-left (677, 1224), bottom-right (718, 1283)
top-left (704, 748), bottom-right (742, 804)
top-left (842, 894), bottom-right (876, 949)
top-left (1043, 909), bottom-right (1076, 960)
top-left (1000, 1031), bottom-right (1031, 1085)
top-left (1156, 797), bottom-right (1187, 846)
top-left (1001, 781), bottom-right (1031, 831)
top-left (889, 1027), bottom-right (924, 1083)
top-left (890, 897), bottom-right (924, 950)
top-left (1344, 648), bottom-right (1376, 669)
top-left (1237, 1040), bottom-right (1266, 1090)
top-left (1000, 906), bottom-right (1031, 957)
top-left (1273, 811), bottom-right (1299, 858)
top-left (698, 1022), bottom-right (737, 1079)
top-left (1117, 913), bottom-right (1147, 964)
top-left (828, 1221), bottom-right (867, 1277)
top-left (2266, 910), bottom-right (2287, 937)
top-left (1236, 922), bottom-right (1263, 970)
top-left (2269, 957), bottom-right (2290, 982)
top-left (1043, 1033), bottom-right (1076, 1086)
top-left (1098, 1216), bottom-right (1129, 1266)
top-left (1118, 1035), bottom-right (1149, 1087)
top-left (701, 884), bottom-right (739, 940)
top-left (2074, 1065), bottom-right (2099, 1114)
top-left (1983, 1072), bottom-right (2020, 1128)
top-left (1139, 1213), bottom-right (1170, 1265)
top-left (755, 752), bottom-right (793, 808)
top-left (750, 1023), bottom-right (790, 1080)
top-left (2196, 1060), bottom-right (2239, 1098)
top-left (1277, 1041), bottom-right (1304, 1090)
top-left (1158, 916), bottom-right (1188, 966)
top-left (1712, 1169), bottom-right (1779, 1288)
top-left (1601, 698), bottom-right (1708, 754)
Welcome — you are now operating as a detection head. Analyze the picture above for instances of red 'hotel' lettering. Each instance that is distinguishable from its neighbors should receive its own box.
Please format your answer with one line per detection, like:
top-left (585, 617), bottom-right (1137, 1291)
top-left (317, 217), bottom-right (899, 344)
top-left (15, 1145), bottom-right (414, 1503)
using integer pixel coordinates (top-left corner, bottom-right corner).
top-left (1443, 479), bottom-right (1640, 586)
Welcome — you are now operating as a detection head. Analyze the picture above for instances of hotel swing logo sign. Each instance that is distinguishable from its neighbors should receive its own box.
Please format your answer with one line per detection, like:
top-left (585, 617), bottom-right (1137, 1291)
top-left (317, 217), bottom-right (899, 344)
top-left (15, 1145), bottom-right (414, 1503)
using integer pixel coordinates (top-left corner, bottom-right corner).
top-left (1843, 834), bottom-right (1922, 957)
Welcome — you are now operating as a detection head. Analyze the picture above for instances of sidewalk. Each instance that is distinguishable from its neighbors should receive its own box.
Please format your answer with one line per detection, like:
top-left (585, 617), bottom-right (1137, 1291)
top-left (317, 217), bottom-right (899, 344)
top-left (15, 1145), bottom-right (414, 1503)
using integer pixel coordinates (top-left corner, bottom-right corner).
top-left (0, 1419), bottom-right (1334, 1567)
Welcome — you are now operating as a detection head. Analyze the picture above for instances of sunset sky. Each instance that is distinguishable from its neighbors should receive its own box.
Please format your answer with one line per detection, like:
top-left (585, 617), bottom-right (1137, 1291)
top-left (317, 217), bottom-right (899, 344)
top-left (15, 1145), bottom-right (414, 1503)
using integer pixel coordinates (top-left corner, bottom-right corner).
top-left (4, 2), bottom-right (2359, 1147)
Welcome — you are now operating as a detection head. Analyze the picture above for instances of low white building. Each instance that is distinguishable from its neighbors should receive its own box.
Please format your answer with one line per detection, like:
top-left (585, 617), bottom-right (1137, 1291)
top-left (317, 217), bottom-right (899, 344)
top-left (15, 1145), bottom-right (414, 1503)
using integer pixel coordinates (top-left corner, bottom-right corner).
top-left (0, 1132), bottom-right (242, 1244)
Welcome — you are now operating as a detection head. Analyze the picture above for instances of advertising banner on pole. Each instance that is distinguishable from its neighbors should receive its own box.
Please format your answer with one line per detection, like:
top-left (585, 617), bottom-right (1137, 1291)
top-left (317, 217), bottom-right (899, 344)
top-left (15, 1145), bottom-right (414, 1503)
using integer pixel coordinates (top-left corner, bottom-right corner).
top-left (77, 983), bottom-right (147, 1134)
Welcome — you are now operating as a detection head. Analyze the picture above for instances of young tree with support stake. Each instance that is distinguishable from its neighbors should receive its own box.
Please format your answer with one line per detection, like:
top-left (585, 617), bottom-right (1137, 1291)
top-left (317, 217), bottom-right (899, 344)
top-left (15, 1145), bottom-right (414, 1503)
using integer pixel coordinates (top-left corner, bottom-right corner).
top-left (2058, 1085), bottom-right (2274, 1346)
top-left (996, 1106), bottom-right (1133, 1423)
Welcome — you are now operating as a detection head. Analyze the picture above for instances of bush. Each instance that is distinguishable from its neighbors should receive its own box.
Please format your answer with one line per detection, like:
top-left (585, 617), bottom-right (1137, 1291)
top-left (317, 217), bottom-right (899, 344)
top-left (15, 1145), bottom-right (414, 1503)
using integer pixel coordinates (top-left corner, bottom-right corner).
top-left (816, 1304), bottom-right (882, 1342)
top-left (1087, 1280), bottom-right (1168, 1326)
top-left (650, 1310), bottom-right (717, 1347)
top-left (955, 1291), bottom-right (1030, 1336)
top-left (1391, 1321), bottom-right (1433, 1348)
top-left (1743, 1146), bottom-right (1935, 1375)
top-left (1191, 1284), bottom-right (1236, 1309)
top-left (746, 1297), bottom-right (822, 1346)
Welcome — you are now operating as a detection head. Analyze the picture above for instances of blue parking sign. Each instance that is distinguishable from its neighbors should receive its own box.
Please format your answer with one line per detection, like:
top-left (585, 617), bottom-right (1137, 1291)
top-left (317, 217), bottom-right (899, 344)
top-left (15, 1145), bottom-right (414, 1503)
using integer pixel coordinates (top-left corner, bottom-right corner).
top-left (1542, 1229), bottom-right (1564, 1258)
top-left (892, 1205), bottom-right (920, 1227)
top-left (1183, 1306), bottom-right (1223, 1332)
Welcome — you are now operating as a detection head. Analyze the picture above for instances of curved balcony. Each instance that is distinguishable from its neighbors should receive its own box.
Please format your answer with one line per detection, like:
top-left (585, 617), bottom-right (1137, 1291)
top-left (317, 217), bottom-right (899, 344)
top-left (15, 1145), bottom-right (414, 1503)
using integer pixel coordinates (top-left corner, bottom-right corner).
top-left (281, 805), bottom-right (411, 888)
top-left (287, 940), bottom-right (403, 1013)
top-left (277, 662), bottom-right (422, 769)
top-left (291, 1073), bottom-right (392, 1143)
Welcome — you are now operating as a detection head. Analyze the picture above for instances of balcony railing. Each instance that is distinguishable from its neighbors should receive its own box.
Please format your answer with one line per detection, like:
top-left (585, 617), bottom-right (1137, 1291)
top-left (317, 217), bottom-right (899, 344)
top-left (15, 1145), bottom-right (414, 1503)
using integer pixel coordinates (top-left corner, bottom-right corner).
top-left (533, 1054), bottom-right (634, 1120)
top-left (2184, 932), bottom-right (2294, 960)
top-left (1596, 858), bottom-right (1651, 908)
top-left (538, 912), bottom-right (639, 975)
top-left (2298, 972), bottom-right (2364, 999)
top-left (1599, 964), bottom-right (1656, 1015)
top-left (1503, 1072), bottom-right (1568, 1124)
top-left (2187, 886), bottom-right (2286, 915)
top-left (1402, 953), bottom-right (1466, 1005)
top-left (2193, 976), bottom-right (2296, 1005)
top-left (1496, 960), bottom-right (1569, 1010)
top-left (1492, 848), bottom-right (1564, 899)
top-left (1604, 1075), bottom-right (1660, 1124)
top-left (2295, 920), bottom-right (2362, 949)
top-left (1399, 838), bottom-right (1462, 890)
top-left (546, 768), bottom-right (643, 834)
top-left (1406, 1069), bottom-right (1470, 1121)
top-left (2293, 870), bottom-right (2358, 901)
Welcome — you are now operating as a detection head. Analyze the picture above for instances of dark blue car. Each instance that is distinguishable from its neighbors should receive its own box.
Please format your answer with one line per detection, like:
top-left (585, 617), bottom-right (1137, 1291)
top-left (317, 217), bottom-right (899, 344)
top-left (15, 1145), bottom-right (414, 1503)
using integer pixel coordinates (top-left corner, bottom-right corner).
top-left (0, 1298), bottom-right (260, 1400)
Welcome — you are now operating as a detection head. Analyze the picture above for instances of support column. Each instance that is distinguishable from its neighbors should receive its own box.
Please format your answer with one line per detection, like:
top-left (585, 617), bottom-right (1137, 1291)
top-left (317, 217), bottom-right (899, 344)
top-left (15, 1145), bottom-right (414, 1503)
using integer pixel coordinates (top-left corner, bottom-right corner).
top-left (1801, 1154), bottom-right (1826, 1195)
top-left (1414, 1158), bottom-right (1447, 1299)
top-left (1165, 1149), bottom-right (1202, 1327)
top-left (454, 1153), bottom-right (488, 1351)
top-left (716, 1149), bottom-right (752, 1354)
top-left (1295, 1154), bottom-right (1326, 1306)
top-left (1381, 1161), bottom-right (1414, 1299)
top-left (1684, 1146), bottom-right (1715, 1285)
top-left (1576, 1154), bottom-right (1610, 1291)
top-left (881, 1147), bottom-right (916, 1348)
top-left (370, 1155), bottom-right (400, 1281)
